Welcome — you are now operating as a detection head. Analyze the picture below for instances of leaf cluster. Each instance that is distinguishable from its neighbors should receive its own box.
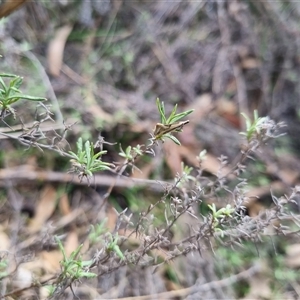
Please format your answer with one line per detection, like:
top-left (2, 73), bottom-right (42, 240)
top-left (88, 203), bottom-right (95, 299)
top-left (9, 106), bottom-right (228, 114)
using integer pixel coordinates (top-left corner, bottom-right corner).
top-left (0, 74), bottom-right (46, 119)
top-left (154, 98), bottom-right (194, 144)
top-left (208, 203), bottom-right (235, 236)
top-left (69, 137), bottom-right (113, 180)
top-left (240, 110), bottom-right (270, 141)
top-left (56, 237), bottom-right (96, 281)
top-left (119, 144), bottom-right (143, 161)
top-left (156, 98), bottom-right (193, 125)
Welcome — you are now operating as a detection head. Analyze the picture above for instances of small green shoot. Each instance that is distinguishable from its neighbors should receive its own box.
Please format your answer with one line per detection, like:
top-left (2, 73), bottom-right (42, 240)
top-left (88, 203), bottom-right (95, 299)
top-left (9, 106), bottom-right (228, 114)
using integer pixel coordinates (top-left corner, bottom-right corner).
top-left (208, 203), bottom-right (235, 237)
top-left (153, 98), bottom-right (194, 145)
top-left (55, 237), bottom-right (97, 281)
top-left (119, 144), bottom-right (143, 161)
top-left (0, 257), bottom-right (8, 279)
top-left (0, 74), bottom-right (46, 119)
top-left (106, 233), bottom-right (125, 260)
top-left (240, 110), bottom-right (270, 142)
top-left (69, 137), bottom-right (114, 181)
top-left (44, 285), bottom-right (56, 298)
top-left (119, 145), bottom-right (133, 160)
top-left (177, 162), bottom-right (196, 187)
top-left (89, 219), bottom-right (108, 245)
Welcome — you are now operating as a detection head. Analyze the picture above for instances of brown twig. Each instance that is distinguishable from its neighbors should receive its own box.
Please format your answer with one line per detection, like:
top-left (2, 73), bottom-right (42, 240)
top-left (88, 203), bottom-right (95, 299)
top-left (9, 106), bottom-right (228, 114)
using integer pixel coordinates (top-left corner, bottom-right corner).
top-left (0, 167), bottom-right (169, 193)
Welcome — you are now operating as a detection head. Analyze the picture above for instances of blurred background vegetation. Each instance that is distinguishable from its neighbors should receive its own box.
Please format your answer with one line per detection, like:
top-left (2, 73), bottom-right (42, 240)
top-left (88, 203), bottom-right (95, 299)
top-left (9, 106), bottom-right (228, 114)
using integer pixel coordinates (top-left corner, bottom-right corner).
top-left (1, 0), bottom-right (300, 299)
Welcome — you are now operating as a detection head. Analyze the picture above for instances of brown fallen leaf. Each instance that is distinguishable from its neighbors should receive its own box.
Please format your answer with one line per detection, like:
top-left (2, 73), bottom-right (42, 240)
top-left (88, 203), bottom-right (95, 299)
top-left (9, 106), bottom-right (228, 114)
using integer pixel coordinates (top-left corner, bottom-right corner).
top-left (106, 204), bottom-right (118, 232)
top-left (0, 0), bottom-right (27, 18)
top-left (241, 261), bottom-right (271, 300)
top-left (39, 250), bottom-right (62, 274)
top-left (59, 193), bottom-right (71, 216)
top-left (130, 161), bottom-right (155, 180)
top-left (47, 25), bottom-right (73, 77)
top-left (180, 94), bottom-right (214, 146)
top-left (216, 97), bottom-right (241, 128)
top-left (129, 120), bottom-right (155, 133)
top-left (179, 145), bottom-right (231, 177)
top-left (241, 57), bottom-right (261, 69)
top-left (247, 201), bottom-right (266, 218)
top-left (28, 185), bottom-right (57, 233)
top-left (216, 97), bottom-right (238, 116)
top-left (163, 139), bottom-right (183, 177)
top-left (0, 228), bottom-right (10, 250)
top-left (285, 244), bottom-right (300, 268)
top-left (64, 230), bottom-right (79, 257)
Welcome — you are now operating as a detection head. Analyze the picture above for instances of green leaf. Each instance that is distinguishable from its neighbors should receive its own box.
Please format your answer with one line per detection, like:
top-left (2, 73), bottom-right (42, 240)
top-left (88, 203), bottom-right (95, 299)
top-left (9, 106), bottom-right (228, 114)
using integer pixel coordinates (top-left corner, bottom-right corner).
top-left (4, 97), bottom-right (19, 104)
top-left (55, 237), bottom-right (67, 261)
top-left (157, 98), bottom-right (165, 115)
top-left (166, 104), bottom-right (177, 124)
top-left (169, 109), bottom-right (194, 124)
top-left (133, 145), bottom-right (143, 155)
top-left (0, 77), bottom-right (7, 92)
top-left (164, 133), bottom-right (181, 145)
top-left (17, 95), bottom-right (46, 102)
top-left (114, 244), bottom-right (125, 260)
top-left (84, 141), bottom-right (92, 163)
top-left (125, 146), bottom-right (132, 157)
top-left (156, 98), bottom-right (167, 124)
top-left (69, 244), bottom-right (83, 261)
top-left (241, 113), bottom-right (251, 130)
top-left (0, 73), bottom-right (17, 78)
top-left (10, 76), bottom-right (23, 89)
top-left (208, 203), bottom-right (216, 214)
top-left (93, 150), bottom-right (107, 160)
top-left (69, 151), bottom-right (80, 160)
top-left (161, 101), bottom-right (165, 116)
top-left (10, 86), bottom-right (21, 93)
top-left (86, 170), bottom-right (93, 177)
top-left (77, 138), bottom-right (83, 153)
top-left (80, 272), bottom-right (97, 278)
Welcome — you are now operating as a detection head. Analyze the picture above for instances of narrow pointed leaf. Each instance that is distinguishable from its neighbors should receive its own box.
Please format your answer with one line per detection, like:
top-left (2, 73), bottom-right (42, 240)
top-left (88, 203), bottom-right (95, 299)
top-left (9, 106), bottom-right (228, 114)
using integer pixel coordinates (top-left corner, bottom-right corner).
top-left (17, 95), bottom-right (46, 101)
top-left (170, 109), bottom-right (194, 123)
top-left (0, 77), bottom-right (6, 91)
top-left (0, 73), bottom-right (17, 78)
top-left (166, 104), bottom-right (177, 124)
top-left (156, 98), bottom-right (167, 124)
top-left (165, 133), bottom-right (181, 145)
top-left (77, 138), bottom-right (83, 153)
